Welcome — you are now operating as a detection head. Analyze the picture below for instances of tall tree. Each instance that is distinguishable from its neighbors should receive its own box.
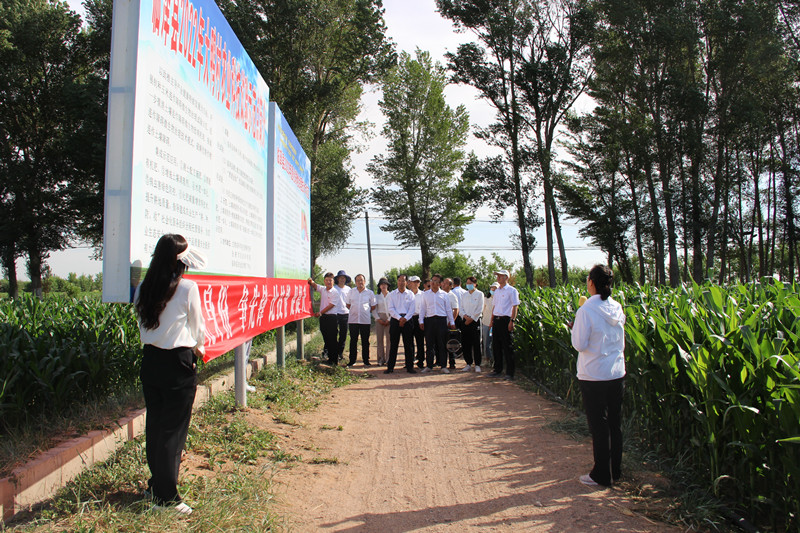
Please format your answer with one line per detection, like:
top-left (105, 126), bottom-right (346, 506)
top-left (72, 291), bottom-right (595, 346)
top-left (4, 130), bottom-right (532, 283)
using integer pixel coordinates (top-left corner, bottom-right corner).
top-left (559, 113), bottom-right (635, 281)
top-left (368, 50), bottom-right (478, 280)
top-left (218, 0), bottom-right (395, 265)
top-left (438, 0), bottom-right (538, 286)
top-left (516, 0), bottom-right (595, 285)
top-left (0, 0), bottom-right (97, 295)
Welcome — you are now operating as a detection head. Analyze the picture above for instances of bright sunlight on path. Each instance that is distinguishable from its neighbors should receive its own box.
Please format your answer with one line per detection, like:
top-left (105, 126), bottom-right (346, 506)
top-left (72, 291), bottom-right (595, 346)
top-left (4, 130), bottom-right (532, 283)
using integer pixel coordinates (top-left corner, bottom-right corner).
top-left (270, 344), bottom-right (679, 532)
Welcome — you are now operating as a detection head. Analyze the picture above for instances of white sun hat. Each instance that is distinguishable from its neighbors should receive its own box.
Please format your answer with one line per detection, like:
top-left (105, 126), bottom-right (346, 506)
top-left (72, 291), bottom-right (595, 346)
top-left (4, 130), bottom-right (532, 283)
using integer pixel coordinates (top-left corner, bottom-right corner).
top-left (177, 244), bottom-right (207, 271)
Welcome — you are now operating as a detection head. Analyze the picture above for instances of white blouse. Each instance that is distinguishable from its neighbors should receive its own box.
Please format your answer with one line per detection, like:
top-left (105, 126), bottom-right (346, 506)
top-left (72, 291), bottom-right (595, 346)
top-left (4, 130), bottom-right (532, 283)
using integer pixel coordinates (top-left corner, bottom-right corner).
top-left (136, 278), bottom-right (206, 354)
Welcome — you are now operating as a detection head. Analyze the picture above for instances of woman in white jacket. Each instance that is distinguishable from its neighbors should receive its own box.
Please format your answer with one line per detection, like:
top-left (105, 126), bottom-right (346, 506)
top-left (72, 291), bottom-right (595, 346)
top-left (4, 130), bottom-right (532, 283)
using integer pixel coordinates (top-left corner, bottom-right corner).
top-left (571, 264), bottom-right (626, 487)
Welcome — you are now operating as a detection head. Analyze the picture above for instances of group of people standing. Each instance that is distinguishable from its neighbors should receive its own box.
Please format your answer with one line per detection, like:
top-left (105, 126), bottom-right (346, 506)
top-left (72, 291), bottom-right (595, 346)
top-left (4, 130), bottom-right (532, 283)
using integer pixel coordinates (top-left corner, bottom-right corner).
top-left (308, 269), bottom-right (520, 380)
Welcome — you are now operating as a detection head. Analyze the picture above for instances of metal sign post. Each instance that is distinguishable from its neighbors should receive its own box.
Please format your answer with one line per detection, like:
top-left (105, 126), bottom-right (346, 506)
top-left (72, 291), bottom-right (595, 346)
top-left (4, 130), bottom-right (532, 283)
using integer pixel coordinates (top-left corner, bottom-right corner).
top-left (276, 325), bottom-right (285, 368)
top-left (297, 319), bottom-right (304, 360)
top-left (234, 343), bottom-right (247, 407)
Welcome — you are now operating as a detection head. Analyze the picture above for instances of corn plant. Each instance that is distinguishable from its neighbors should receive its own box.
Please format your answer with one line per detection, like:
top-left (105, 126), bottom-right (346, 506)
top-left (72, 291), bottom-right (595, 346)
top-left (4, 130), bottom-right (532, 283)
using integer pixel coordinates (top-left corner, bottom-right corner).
top-left (516, 280), bottom-right (800, 531)
top-left (0, 295), bottom-right (141, 431)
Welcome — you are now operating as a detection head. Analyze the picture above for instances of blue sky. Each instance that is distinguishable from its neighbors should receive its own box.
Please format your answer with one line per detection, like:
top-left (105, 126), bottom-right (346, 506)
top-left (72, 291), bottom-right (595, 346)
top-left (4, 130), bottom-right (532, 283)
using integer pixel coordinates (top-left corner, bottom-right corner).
top-left (41, 0), bottom-right (604, 281)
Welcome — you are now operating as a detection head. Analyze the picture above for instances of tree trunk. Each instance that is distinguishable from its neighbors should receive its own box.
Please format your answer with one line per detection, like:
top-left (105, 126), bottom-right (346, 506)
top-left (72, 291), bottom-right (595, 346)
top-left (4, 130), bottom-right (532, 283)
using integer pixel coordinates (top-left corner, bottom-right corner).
top-left (513, 152), bottom-right (534, 287)
top-left (706, 130), bottom-right (727, 278)
top-left (544, 191), bottom-right (556, 287)
top-left (644, 162), bottom-right (665, 285)
top-left (420, 244), bottom-right (434, 282)
top-left (690, 144), bottom-right (704, 281)
top-left (550, 193), bottom-right (568, 284)
top-left (719, 185), bottom-right (730, 284)
top-left (770, 156), bottom-right (778, 275)
top-left (656, 146), bottom-right (680, 287)
top-left (27, 247), bottom-right (44, 299)
top-left (625, 156), bottom-right (647, 284)
top-left (779, 128), bottom-right (796, 281)
top-left (1, 246), bottom-right (18, 299)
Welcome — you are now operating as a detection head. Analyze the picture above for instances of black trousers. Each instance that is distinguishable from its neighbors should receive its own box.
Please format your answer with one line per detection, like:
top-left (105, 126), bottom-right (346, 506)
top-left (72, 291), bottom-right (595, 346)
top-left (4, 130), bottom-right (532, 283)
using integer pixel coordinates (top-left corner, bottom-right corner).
top-left (388, 317), bottom-right (414, 370)
top-left (319, 314), bottom-right (339, 363)
top-left (461, 318), bottom-right (481, 366)
top-left (424, 316), bottom-right (448, 368)
top-left (348, 323), bottom-right (371, 365)
top-left (449, 316), bottom-right (464, 367)
top-left (140, 345), bottom-right (197, 505)
top-left (580, 378), bottom-right (625, 486)
top-left (492, 316), bottom-right (515, 377)
top-left (336, 314), bottom-right (349, 360)
top-left (411, 315), bottom-right (425, 367)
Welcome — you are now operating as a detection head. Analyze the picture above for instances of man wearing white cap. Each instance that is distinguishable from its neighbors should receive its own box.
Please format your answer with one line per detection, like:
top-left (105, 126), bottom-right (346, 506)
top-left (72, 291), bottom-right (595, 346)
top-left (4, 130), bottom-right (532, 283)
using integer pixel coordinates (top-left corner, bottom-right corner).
top-left (488, 270), bottom-right (520, 380)
top-left (408, 275), bottom-right (426, 368)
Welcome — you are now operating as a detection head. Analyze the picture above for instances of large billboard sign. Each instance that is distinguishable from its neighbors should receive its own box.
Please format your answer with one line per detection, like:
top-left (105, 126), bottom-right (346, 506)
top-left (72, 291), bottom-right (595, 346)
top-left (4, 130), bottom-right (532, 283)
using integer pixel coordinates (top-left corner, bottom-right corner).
top-left (268, 102), bottom-right (311, 280)
top-left (103, 0), bottom-right (311, 360)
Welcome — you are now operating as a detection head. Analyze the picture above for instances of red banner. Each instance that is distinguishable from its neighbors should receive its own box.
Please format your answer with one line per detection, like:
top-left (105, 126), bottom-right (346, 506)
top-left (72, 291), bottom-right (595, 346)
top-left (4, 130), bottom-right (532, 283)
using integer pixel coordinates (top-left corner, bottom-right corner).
top-left (186, 275), bottom-right (312, 362)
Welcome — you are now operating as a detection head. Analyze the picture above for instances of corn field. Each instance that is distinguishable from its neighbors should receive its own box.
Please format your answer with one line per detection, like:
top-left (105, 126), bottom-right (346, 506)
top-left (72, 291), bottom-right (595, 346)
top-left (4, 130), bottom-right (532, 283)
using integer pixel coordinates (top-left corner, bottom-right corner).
top-left (515, 280), bottom-right (800, 530)
top-left (0, 296), bottom-right (141, 431)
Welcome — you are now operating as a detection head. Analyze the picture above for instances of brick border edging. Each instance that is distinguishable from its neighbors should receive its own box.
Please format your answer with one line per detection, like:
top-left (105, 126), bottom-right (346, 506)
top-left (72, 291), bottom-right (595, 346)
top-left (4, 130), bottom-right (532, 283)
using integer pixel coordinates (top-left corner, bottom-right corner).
top-left (0, 331), bottom-right (317, 522)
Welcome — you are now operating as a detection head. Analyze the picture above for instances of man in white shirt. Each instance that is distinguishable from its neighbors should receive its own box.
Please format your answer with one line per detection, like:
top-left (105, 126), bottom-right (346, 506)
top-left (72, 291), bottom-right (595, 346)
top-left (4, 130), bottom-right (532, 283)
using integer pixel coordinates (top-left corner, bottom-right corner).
top-left (334, 270), bottom-right (352, 362)
top-left (308, 272), bottom-right (345, 365)
top-left (419, 274), bottom-right (455, 373)
top-left (442, 278), bottom-right (461, 369)
top-left (385, 274), bottom-right (418, 373)
top-left (459, 275), bottom-right (485, 372)
top-left (481, 282), bottom-right (499, 365)
top-left (451, 277), bottom-right (467, 308)
top-left (408, 275), bottom-right (426, 368)
top-left (488, 269), bottom-right (521, 380)
top-left (346, 273), bottom-right (377, 367)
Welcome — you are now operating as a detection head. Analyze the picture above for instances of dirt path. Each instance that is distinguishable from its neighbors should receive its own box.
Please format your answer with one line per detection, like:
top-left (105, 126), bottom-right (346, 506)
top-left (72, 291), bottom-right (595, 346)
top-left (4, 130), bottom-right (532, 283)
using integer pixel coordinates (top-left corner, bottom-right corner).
top-left (262, 345), bottom-right (678, 532)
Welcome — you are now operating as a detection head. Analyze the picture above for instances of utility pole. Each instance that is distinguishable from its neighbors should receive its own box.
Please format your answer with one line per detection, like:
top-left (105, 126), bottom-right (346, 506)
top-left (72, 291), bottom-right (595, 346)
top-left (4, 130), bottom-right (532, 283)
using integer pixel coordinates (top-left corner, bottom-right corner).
top-left (365, 211), bottom-right (375, 292)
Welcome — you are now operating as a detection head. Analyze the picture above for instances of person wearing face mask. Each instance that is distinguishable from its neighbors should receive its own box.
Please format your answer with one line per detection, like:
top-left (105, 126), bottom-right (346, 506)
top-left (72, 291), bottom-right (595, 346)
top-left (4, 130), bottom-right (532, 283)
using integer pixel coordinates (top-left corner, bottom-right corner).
top-left (481, 282), bottom-right (499, 366)
top-left (458, 276), bottom-right (485, 372)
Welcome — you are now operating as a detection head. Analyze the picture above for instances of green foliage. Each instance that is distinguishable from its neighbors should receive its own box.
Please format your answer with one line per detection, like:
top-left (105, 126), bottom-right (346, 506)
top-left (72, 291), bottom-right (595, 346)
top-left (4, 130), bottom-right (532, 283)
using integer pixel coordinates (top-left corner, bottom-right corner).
top-left (369, 49), bottom-right (476, 278)
top-left (383, 252), bottom-right (520, 292)
top-left (0, 295), bottom-right (141, 431)
top-left (0, 0), bottom-right (108, 290)
top-left (515, 280), bottom-right (800, 530)
top-left (217, 0), bottom-right (395, 263)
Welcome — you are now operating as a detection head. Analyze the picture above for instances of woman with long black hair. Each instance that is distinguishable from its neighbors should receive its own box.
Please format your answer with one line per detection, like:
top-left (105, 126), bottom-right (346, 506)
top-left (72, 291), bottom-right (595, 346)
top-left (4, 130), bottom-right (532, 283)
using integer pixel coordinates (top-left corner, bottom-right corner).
top-left (571, 264), bottom-right (626, 487)
top-left (134, 234), bottom-right (206, 515)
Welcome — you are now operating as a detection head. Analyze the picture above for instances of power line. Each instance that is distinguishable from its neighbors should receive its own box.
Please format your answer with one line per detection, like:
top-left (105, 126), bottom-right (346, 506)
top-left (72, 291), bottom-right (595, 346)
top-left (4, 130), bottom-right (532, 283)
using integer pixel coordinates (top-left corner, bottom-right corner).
top-left (361, 213), bottom-right (582, 226)
top-left (340, 244), bottom-right (602, 252)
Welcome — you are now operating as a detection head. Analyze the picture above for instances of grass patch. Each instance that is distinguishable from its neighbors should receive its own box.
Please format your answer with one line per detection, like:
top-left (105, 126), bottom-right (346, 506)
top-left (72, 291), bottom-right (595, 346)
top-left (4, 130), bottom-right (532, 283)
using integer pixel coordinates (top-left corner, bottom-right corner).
top-left (4, 346), bottom-right (354, 532)
top-left (0, 329), bottom-right (317, 480)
